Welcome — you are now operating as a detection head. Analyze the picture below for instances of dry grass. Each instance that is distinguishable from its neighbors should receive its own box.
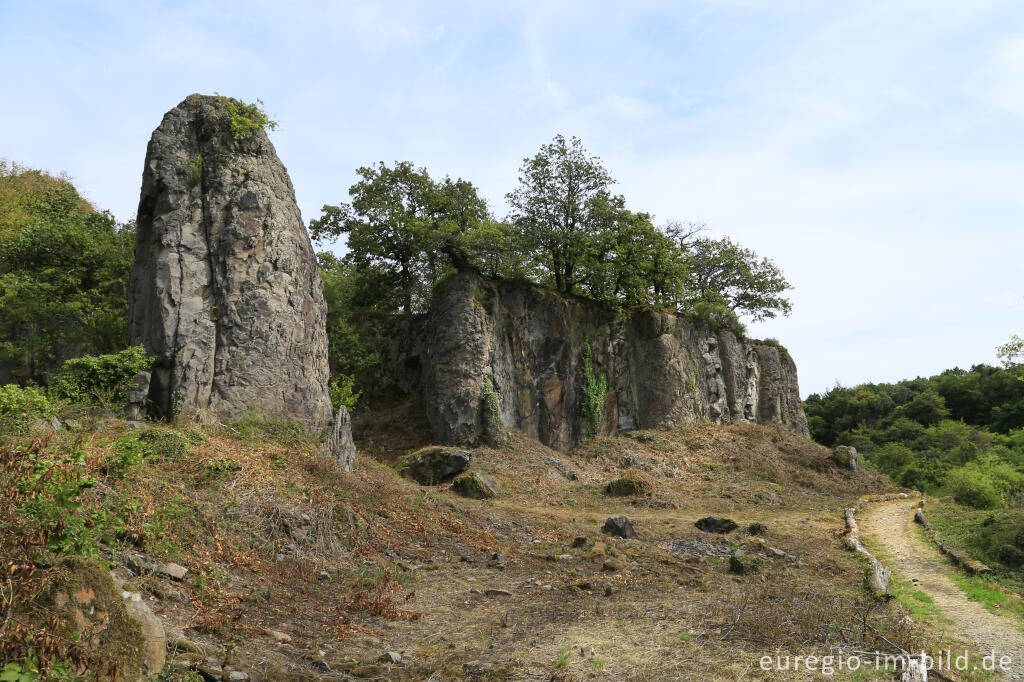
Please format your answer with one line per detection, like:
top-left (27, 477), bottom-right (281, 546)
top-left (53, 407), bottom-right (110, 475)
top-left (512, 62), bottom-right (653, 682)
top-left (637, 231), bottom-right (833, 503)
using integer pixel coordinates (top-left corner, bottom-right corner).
top-left (6, 416), bottom-right (967, 680)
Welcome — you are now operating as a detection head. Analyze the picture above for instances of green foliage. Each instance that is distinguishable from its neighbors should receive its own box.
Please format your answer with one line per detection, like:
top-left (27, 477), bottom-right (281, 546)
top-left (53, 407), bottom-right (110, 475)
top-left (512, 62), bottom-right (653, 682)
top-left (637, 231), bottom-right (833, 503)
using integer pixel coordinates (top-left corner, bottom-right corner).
top-left (226, 411), bottom-right (313, 449)
top-left (187, 152), bottom-right (203, 187)
top-left (50, 346), bottom-right (152, 405)
top-left (927, 502), bottom-right (1024, 575)
top-left (215, 95), bottom-right (278, 140)
top-left (311, 162), bottom-right (497, 314)
top-left (805, 363), bottom-right (1024, 509)
top-left (686, 300), bottom-right (746, 338)
top-left (997, 334), bottom-right (1024, 369)
top-left (0, 384), bottom-right (59, 433)
top-left (329, 374), bottom-right (361, 412)
top-left (946, 466), bottom-right (1001, 509)
top-left (580, 342), bottom-right (607, 439)
top-left (0, 163), bottom-right (135, 384)
top-left (747, 521), bottom-right (766, 535)
top-left (106, 429), bottom-right (189, 476)
top-left (480, 376), bottom-right (505, 446)
top-left (14, 447), bottom-right (106, 557)
top-left (679, 236), bottom-right (792, 322)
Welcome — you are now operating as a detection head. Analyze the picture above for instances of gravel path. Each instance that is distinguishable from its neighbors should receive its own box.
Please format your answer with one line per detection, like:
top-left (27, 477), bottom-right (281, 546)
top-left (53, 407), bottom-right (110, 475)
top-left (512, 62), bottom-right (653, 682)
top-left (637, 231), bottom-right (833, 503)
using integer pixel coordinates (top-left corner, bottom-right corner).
top-left (861, 499), bottom-right (1024, 680)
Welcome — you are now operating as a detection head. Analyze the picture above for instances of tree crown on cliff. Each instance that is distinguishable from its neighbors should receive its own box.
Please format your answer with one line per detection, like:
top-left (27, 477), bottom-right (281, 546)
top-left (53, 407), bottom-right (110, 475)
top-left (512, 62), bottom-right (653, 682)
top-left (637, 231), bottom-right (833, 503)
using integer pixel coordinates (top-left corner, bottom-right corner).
top-left (312, 136), bottom-right (792, 325)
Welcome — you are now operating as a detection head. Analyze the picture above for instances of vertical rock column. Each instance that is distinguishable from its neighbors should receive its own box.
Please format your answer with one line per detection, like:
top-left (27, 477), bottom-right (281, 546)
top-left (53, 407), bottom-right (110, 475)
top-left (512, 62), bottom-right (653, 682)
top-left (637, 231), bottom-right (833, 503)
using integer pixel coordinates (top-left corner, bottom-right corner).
top-left (129, 94), bottom-right (333, 430)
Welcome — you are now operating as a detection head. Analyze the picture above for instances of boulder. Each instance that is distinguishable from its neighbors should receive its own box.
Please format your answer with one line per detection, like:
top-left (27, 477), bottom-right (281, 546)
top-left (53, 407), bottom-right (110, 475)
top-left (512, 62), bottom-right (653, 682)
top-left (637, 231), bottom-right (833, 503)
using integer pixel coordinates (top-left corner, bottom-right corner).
top-left (30, 557), bottom-right (153, 679)
top-left (397, 446), bottom-right (471, 485)
top-left (695, 516), bottom-right (738, 534)
top-left (129, 94), bottom-right (333, 430)
top-left (602, 514), bottom-right (638, 538)
top-left (112, 575), bottom-right (167, 677)
top-left (452, 471), bottom-right (498, 499)
top-left (831, 445), bottom-right (859, 471)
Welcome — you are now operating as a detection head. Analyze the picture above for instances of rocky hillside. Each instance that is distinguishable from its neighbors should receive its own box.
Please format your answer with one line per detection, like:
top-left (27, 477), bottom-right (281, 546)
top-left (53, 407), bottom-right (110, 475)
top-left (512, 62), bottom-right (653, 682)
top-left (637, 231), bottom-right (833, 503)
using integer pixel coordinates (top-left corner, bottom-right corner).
top-left (7, 411), bottom-right (954, 681)
top-left (386, 271), bottom-right (808, 451)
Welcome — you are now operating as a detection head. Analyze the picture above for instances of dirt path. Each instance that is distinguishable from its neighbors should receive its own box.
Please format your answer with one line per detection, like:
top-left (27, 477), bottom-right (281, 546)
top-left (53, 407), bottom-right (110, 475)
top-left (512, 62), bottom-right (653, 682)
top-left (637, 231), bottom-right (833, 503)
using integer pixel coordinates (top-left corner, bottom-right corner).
top-left (861, 499), bottom-right (1024, 680)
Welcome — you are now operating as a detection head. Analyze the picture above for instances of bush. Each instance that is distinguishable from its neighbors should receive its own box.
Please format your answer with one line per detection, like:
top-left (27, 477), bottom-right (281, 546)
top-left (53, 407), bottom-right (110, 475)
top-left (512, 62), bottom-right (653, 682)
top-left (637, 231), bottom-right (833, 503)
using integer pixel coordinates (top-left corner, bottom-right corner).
top-left (687, 301), bottom-right (746, 338)
top-left (215, 95), bottom-right (278, 139)
top-left (0, 384), bottom-right (59, 433)
top-left (946, 467), bottom-right (1001, 510)
top-left (50, 346), bottom-right (153, 406)
top-left (105, 429), bottom-right (189, 476)
top-left (329, 374), bottom-right (360, 412)
top-left (996, 543), bottom-right (1024, 568)
top-left (747, 522), bottom-right (766, 536)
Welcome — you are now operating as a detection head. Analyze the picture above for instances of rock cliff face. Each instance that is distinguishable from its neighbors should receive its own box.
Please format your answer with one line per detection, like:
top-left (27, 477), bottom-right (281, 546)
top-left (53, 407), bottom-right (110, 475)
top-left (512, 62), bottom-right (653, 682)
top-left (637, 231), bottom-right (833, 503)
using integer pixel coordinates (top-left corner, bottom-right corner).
top-left (398, 272), bottom-right (808, 450)
top-left (129, 95), bottom-right (332, 429)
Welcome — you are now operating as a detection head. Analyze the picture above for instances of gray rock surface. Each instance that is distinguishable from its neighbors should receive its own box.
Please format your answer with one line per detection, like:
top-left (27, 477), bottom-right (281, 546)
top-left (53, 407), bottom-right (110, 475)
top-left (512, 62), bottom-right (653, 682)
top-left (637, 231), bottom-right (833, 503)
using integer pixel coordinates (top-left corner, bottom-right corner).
top-left (129, 94), bottom-right (332, 430)
top-left (602, 514), bottom-right (638, 538)
top-left (329, 405), bottom-right (356, 471)
top-left (395, 271), bottom-right (809, 450)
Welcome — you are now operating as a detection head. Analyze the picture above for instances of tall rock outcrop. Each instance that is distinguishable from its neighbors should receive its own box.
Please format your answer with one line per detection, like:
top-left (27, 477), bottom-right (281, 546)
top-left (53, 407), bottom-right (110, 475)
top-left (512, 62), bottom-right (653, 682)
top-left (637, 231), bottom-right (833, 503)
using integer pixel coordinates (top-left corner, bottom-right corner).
top-left (396, 272), bottom-right (808, 451)
top-left (129, 95), bottom-right (332, 429)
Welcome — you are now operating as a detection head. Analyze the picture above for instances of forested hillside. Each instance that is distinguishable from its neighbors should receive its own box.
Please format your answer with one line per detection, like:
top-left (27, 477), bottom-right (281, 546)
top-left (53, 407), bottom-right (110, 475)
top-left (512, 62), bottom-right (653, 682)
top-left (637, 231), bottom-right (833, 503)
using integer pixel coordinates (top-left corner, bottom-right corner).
top-left (805, 364), bottom-right (1024, 575)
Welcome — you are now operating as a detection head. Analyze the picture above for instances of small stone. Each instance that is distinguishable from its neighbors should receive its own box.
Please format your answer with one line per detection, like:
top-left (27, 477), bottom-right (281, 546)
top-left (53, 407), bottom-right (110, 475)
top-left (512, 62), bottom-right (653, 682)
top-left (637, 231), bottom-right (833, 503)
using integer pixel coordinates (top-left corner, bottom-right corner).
top-left (379, 651), bottom-right (402, 664)
top-left (319, 570), bottom-right (330, 581)
top-left (228, 672), bottom-right (249, 681)
top-left (558, 553), bottom-right (573, 561)
top-left (160, 562), bottom-right (188, 581)
top-left (571, 536), bottom-right (587, 548)
top-left (484, 588), bottom-right (512, 597)
top-left (489, 552), bottom-right (508, 569)
top-left (265, 628), bottom-right (291, 643)
top-left (831, 445), bottom-right (859, 471)
top-left (124, 420), bottom-right (149, 430)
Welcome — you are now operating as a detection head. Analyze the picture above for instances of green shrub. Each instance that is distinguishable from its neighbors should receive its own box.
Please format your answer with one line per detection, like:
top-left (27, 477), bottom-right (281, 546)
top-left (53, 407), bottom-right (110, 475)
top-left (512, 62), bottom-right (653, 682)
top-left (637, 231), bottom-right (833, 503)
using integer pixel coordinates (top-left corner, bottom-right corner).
top-left (580, 341), bottom-right (607, 439)
top-left (604, 470), bottom-right (653, 496)
top-left (106, 429), bottom-right (189, 476)
top-left (50, 346), bottom-right (153, 405)
top-left (187, 152), bottom-right (203, 186)
top-left (687, 301), bottom-right (746, 338)
top-left (0, 384), bottom-right (59, 433)
top-left (215, 95), bottom-right (278, 140)
top-left (747, 522), bottom-right (766, 536)
top-left (996, 543), bottom-right (1024, 568)
top-left (946, 466), bottom-right (1001, 509)
top-left (328, 374), bottom-right (360, 412)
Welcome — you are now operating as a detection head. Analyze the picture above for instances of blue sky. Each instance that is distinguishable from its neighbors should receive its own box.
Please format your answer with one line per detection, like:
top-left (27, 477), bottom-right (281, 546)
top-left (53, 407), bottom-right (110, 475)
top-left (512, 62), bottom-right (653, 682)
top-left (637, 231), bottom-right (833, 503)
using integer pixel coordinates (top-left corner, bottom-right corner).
top-left (2, 0), bottom-right (1023, 396)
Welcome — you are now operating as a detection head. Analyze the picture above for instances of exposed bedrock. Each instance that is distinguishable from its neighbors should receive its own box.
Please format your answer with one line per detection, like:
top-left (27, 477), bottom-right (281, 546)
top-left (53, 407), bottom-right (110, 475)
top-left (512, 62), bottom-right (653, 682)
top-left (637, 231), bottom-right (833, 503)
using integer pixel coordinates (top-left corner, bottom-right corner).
top-left (393, 272), bottom-right (808, 451)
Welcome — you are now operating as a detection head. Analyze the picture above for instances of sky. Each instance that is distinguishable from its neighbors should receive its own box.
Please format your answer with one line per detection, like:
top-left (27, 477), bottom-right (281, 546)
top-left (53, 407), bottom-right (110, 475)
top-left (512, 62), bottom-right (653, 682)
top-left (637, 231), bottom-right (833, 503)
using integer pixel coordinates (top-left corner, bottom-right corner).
top-left (2, 0), bottom-right (1023, 397)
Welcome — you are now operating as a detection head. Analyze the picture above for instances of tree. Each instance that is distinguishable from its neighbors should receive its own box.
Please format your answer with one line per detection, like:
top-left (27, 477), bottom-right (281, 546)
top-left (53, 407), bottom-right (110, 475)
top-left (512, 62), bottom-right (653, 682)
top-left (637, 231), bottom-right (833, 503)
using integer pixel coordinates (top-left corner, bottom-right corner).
top-left (680, 236), bottom-right (792, 322)
top-left (506, 135), bottom-right (614, 293)
top-left (0, 163), bottom-right (134, 384)
top-left (997, 334), bottom-right (1024, 369)
top-left (310, 162), bottom-right (494, 314)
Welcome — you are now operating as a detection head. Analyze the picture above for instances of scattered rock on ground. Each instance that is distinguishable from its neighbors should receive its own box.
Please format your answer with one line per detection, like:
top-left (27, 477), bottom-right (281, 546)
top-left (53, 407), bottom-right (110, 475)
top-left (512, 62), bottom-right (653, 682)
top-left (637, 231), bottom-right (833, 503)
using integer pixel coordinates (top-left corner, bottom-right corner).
top-left (397, 446), bottom-right (471, 484)
top-left (452, 471), bottom-right (499, 499)
top-left (602, 515), bottom-right (638, 538)
top-left (695, 516), bottom-right (738, 534)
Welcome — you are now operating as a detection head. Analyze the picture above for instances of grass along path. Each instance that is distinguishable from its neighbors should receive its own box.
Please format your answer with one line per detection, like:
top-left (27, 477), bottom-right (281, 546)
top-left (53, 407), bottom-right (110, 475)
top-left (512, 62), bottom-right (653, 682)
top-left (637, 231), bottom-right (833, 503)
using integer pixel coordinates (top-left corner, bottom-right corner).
top-left (861, 498), bottom-right (1024, 680)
